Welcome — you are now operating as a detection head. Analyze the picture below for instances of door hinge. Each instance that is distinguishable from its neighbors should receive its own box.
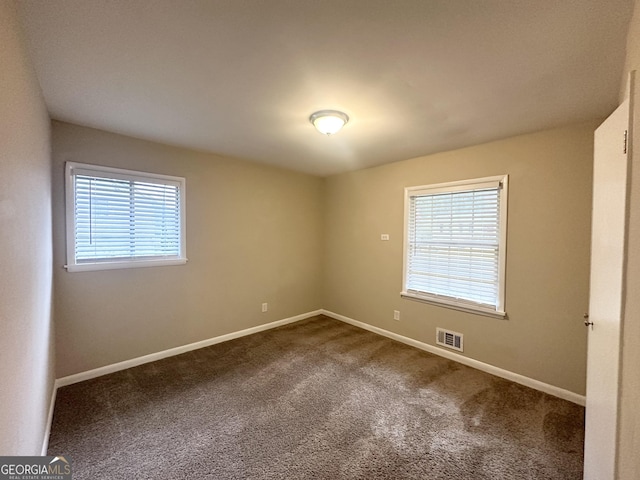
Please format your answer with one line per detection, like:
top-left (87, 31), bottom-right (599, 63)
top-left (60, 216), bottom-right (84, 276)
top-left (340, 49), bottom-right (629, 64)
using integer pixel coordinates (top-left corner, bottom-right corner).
top-left (624, 130), bottom-right (628, 154)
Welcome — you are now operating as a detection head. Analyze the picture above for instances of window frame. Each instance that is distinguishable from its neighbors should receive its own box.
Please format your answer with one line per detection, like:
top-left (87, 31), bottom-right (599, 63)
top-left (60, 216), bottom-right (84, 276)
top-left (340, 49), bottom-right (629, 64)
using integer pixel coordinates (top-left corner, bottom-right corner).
top-left (401, 175), bottom-right (508, 318)
top-left (65, 161), bottom-right (187, 273)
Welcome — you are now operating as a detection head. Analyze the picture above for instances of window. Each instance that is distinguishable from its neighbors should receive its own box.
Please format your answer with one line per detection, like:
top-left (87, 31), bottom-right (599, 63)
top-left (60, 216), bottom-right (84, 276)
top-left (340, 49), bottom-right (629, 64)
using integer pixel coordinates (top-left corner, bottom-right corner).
top-left (65, 162), bottom-right (187, 272)
top-left (402, 175), bottom-right (508, 318)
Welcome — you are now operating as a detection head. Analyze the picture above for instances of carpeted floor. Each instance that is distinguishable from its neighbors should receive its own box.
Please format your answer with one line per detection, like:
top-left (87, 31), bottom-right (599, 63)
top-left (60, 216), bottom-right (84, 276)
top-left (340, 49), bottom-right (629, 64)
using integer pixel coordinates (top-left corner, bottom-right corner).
top-left (48, 315), bottom-right (585, 479)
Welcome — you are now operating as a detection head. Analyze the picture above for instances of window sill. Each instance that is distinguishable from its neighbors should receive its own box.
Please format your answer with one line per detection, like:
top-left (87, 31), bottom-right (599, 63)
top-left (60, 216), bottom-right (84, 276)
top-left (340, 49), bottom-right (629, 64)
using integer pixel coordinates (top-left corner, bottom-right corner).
top-left (65, 258), bottom-right (188, 273)
top-left (400, 291), bottom-right (507, 319)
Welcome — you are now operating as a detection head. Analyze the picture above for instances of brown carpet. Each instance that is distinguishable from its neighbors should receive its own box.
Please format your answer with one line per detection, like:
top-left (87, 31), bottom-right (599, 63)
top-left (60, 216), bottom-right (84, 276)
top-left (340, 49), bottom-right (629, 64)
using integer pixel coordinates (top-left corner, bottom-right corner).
top-left (48, 315), bottom-right (584, 479)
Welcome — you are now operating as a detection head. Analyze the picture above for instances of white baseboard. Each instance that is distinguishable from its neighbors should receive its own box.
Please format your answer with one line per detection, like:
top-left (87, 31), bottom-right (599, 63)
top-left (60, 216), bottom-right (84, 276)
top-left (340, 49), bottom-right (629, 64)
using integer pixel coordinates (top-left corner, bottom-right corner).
top-left (41, 379), bottom-right (58, 455)
top-left (56, 310), bottom-right (322, 388)
top-left (321, 309), bottom-right (586, 406)
top-left (44, 309), bottom-right (321, 453)
top-left (44, 306), bottom-right (583, 455)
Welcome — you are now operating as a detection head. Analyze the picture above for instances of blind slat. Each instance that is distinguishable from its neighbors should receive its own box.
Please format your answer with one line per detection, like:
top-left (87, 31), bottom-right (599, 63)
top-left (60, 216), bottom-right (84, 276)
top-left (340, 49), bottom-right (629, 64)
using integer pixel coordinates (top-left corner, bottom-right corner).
top-left (73, 173), bottom-right (183, 262)
top-left (406, 183), bottom-right (503, 309)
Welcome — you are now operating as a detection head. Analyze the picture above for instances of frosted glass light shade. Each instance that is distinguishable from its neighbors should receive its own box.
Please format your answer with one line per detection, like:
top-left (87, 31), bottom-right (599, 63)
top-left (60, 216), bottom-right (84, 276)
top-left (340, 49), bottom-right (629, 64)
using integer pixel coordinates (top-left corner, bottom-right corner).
top-left (309, 110), bottom-right (349, 135)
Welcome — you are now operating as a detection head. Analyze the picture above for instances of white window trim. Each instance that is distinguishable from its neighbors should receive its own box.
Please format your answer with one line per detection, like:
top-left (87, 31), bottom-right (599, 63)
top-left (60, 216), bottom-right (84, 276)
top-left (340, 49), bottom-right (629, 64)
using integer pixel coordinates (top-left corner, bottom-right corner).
top-left (401, 175), bottom-right (508, 319)
top-left (65, 162), bottom-right (187, 272)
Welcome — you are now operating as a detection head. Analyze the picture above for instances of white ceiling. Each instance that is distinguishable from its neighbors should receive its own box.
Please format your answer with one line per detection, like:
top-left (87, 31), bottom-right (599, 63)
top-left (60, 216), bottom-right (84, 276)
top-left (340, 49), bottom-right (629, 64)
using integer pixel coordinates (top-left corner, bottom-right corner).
top-left (19, 0), bottom-right (634, 176)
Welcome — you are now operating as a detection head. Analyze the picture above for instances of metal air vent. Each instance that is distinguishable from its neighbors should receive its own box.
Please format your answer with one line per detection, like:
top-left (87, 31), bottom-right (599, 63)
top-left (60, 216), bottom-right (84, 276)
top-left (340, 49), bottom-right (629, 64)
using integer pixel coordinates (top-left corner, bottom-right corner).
top-left (436, 328), bottom-right (464, 352)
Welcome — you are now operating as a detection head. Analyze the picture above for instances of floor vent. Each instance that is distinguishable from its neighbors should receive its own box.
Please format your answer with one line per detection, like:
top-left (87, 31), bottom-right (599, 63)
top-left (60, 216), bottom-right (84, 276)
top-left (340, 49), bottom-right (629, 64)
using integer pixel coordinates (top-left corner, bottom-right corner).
top-left (436, 328), bottom-right (464, 352)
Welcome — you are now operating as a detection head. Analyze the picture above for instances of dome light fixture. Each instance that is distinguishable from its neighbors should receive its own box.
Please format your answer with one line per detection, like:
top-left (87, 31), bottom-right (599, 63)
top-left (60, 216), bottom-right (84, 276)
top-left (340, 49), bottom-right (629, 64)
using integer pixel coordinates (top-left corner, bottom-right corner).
top-left (309, 110), bottom-right (349, 135)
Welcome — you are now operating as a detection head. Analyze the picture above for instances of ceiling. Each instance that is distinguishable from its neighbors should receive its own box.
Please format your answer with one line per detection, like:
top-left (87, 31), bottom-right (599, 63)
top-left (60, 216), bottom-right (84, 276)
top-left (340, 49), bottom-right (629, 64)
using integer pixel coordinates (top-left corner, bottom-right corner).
top-left (19, 0), bottom-right (634, 176)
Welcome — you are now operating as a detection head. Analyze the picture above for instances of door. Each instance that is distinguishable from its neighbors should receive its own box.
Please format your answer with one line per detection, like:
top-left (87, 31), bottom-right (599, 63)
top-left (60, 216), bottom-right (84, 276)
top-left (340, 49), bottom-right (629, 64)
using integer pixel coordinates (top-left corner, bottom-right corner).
top-left (583, 93), bottom-right (631, 479)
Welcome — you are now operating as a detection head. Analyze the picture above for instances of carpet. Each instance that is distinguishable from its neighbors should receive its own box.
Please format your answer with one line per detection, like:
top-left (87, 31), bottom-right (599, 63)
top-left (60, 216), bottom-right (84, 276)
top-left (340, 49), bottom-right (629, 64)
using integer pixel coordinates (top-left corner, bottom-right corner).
top-left (48, 315), bottom-right (584, 479)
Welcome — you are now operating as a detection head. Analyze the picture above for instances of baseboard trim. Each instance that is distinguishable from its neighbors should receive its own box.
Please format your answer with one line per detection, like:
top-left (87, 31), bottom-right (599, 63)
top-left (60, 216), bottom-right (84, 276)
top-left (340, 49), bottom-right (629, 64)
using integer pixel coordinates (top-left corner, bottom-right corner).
top-left (321, 309), bottom-right (586, 406)
top-left (41, 379), bottom-right (58, 455)
top-left (46, 306), bottom-right (583, 457)
top-left (56, 310), bottom-right (323, 388)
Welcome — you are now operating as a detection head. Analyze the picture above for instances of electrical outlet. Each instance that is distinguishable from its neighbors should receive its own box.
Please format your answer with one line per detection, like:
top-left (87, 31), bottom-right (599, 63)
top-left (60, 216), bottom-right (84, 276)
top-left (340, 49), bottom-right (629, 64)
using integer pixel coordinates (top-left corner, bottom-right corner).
top-left (393, 310), bottom-right (400, 321)
top-left (381, 234), bottom-right (390, 241)
top-left (262, 303), bottom-right (268, 313)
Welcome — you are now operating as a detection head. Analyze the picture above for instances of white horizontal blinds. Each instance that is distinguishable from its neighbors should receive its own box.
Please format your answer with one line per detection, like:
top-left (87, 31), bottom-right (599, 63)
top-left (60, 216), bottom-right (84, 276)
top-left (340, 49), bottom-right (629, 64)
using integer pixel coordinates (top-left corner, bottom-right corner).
top-left (407, 182), bottom-right (501, 308)
top-left (73, 172), bottom-right (181, 263)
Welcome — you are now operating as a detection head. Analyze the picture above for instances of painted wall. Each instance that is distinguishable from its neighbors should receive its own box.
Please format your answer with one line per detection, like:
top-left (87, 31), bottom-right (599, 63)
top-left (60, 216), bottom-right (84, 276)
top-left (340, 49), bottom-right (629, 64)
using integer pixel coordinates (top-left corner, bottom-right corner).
top-left (51, 122), bottom-right (324, 377)
top-left (622, 0), bottom-right (640, 100)
top-left (617, 1), bottom-right (640, 477)
top-left (0, 0), bottom-right (54, 455)
top-left (323, 122), bottom-right (596, 395)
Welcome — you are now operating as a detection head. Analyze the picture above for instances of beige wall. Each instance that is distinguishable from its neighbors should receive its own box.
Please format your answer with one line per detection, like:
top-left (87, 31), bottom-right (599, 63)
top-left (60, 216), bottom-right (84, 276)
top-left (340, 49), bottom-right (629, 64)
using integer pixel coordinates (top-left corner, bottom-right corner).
top-left (0, 0), bottom-right (54, 455)
top-left (52, 122), bottom-right (323, 377)
top-left (617, 1), bottom-right (640, 477)
top-left (323, 123), bottom-right (596, 395)
top-left (622, 0), bottom-right (640, 101)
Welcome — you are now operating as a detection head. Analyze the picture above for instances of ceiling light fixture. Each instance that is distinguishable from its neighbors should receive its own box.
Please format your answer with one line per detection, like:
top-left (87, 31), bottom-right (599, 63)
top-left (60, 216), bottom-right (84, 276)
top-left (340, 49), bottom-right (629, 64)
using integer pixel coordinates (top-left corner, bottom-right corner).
top-left (309, 110), bottom-right (349, 135)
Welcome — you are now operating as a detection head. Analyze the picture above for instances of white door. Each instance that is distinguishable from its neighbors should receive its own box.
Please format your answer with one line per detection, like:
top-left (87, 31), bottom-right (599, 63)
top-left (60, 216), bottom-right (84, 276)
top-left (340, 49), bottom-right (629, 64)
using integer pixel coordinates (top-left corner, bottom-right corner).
top-left (583, 94), bottom-right (631, 480)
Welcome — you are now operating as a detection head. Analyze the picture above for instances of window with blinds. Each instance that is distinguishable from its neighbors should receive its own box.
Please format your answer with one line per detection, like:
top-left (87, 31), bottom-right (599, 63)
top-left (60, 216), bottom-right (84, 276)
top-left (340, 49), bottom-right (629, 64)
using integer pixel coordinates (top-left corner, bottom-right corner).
top-left (65, 162), bottom-right (187, 272)
top-left (402, 175), bottom-right (508, 317)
